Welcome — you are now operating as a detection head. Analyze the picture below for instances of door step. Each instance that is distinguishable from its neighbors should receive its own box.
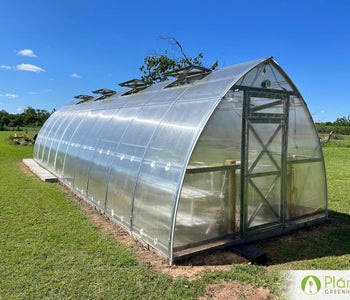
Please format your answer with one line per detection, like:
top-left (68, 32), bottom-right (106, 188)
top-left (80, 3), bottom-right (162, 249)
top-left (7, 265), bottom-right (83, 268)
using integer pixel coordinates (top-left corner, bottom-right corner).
top-left (230, 244), bottom-right (266, 265)
top-left (22, 159), bottom-right (57, 183)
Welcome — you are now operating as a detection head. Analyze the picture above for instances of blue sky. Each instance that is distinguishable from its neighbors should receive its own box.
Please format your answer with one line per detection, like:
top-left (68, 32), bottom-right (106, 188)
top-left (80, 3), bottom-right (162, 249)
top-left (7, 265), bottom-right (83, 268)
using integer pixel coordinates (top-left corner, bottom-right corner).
top-left (0, 0), bottom-right (349, 122)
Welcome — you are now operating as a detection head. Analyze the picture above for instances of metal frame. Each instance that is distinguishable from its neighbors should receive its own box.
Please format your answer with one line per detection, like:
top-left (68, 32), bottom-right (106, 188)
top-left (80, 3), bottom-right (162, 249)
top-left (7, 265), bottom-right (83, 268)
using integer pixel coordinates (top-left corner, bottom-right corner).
top-left (240, 86), bottom-right (290, 235)
top-left (186, 164), bottom-right (240, 174)
top-left (74, 95), bottom-right (94, 104)
top-left (119, 79), bottom-right (149, 95)
top-left (164, 66), bottom-right (211, 88)
top-left (92, 88), bottom-right (117, 101)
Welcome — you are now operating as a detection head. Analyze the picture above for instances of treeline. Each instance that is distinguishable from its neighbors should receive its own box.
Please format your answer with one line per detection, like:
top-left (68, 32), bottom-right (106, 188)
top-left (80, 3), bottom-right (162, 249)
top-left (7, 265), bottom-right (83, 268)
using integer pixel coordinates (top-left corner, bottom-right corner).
top-left (316, 115), bottom-right (350, 135)
top-left (0, 106), bottom-right (53, 131)
top-left (1, 106), bottom-right (349, 136)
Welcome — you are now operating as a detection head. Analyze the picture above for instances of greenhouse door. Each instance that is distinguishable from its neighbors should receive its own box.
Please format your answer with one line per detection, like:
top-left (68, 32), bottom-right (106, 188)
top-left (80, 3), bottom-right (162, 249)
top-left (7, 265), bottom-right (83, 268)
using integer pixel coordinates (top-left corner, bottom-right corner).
top-left (240, 88), bottom-right (290, 233)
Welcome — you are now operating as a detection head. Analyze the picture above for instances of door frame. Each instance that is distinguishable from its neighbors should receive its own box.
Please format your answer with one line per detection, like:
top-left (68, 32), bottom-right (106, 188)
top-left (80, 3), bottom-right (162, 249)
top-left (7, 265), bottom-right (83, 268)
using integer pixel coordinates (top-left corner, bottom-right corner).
top-left (236, 85), bottom-right (295, 236)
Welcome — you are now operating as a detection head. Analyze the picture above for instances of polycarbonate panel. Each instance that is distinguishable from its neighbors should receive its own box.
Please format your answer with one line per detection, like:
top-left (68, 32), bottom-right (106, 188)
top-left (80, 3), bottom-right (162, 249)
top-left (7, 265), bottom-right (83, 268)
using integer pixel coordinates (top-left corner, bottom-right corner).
top-left (288, 96), bottom-right (323, 158)
top-left (62, 111), bottom-right (98, 188)
top-left (34, 112), bottom-right (57, 159)
top-left (188, 90), bottom-right (243, 168)
top-left (175, 170), bottom-right (240, 249)
top-left (106, 105), bottom-right (169, 227)
top-left (247, 122), bottom-right (283, 172)
top-left (133, 100), bottom-right (215, 253)
top-left (72, 111), bottom-right (112, 199)
top-left (177, 60), bottom-right (264, 104)
top-left (287, 96), bottom-right (326, 219)
top-left (55, 113), bottom-right (86, 176)
top-left (104, 106), bottom-right (142, 225)
top-left (246, 121), bottom-right (282, 228)
top-left (69, 109), bottom-right (118, 209)
top-left (286, 161), bottom-right (326, 219)
top-left (145, 82), bottom-right (186, 105)
top-left (88, 108), bottom-right (138, 211)
top-left (47, 115), bottom-right (72, 169)
top-left (35, 113), bottom-right (61, 162)
top-left (173, 91), bottom-right (244, 250)
top-left (135, 164), bottom-right (182, 252)
top-left (85, 109), bottom-right (119, 207)
top-left (236, 61), bottom-right (293, 91)
top-left (119, 82), bottom-right (170, 107)
top-left (246, 174), bottom-right (281, 228)
top-left (41, 114), bottom-right (66, 166)
top-left (88, 95), bottom-right (127, 111)
top-left (178, 78), bottom-right (236, 103)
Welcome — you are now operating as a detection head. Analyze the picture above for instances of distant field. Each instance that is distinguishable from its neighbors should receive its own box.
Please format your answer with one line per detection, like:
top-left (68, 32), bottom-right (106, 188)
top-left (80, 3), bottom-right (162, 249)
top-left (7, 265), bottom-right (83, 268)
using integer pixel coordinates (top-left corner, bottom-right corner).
top-left (321, 133), bottom-right (350, 147)
top-left (0, 131), bottom-right (349, 299)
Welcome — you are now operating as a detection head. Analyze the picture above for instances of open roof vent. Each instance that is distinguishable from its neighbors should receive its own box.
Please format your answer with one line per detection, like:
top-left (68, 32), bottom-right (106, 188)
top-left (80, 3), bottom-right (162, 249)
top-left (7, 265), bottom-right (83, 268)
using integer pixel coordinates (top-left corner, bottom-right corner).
top-left (92, 88), bottom-right (116, 101)
top-left (119, 79), bottom-right (149, 95)
top-left (74, 94), bottom-right (94, 104)
top-left (164, 66), bottom-right (211, 88)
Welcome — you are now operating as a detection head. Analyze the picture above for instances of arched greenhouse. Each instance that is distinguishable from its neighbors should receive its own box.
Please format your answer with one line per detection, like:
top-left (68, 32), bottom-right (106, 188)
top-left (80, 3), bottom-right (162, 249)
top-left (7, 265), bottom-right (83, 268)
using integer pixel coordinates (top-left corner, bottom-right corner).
top-left (33, 57), bottom-right (327, 264)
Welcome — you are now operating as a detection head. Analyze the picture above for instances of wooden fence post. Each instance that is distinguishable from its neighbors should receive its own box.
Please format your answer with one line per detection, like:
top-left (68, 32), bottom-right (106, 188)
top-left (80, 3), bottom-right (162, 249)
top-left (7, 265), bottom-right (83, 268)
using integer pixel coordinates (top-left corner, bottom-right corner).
top-left (286, 155), bottom-right (293, 219)
top-left (225, 160), bottom-right (236, 233)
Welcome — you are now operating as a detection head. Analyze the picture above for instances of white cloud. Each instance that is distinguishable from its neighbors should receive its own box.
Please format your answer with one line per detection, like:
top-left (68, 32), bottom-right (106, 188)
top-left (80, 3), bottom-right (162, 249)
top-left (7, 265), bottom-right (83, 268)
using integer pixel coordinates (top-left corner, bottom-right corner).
top-left (0, 93), bottom-right (18, 99)
top-left (71, 73), bottom-right (82, 79)
top-left (1, 65), bottom-right (12, 70)
top-left (28, 89), bottom-right (52, 95)
top-left (17, 49), bottom-right (37, 57)
top-left (320, 110), bottom-right (326, 113)
top-left (17, 106), bottom-right (23, 112)
top-left (6, 93), bottom-right (18, 99)
top-left (16, 64), bottom-right (45, 73)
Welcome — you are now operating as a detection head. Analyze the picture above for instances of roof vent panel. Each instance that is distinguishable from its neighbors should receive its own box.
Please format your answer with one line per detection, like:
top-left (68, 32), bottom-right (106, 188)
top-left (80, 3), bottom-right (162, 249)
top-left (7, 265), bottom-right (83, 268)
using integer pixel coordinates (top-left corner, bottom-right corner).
top-left (74, 94), bottom-right (94, 104)
top-left (119, 79), bottom-right (149, 95)
top-left (164, 66), bottom-right (211, 88)
top-left (92, 88), bottom-right (116, 101)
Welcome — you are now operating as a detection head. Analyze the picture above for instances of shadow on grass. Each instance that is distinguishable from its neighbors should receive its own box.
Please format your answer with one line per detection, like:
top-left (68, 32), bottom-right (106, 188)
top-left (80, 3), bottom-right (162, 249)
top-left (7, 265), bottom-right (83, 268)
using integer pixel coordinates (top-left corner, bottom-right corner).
top-left (252, 210), bottom-right (350, 266)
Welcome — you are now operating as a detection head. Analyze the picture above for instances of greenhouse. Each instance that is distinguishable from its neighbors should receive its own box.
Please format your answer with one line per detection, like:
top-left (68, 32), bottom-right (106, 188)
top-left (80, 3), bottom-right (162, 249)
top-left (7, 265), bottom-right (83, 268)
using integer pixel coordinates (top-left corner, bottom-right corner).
top-left (33, 57), bottom-right (327, 264)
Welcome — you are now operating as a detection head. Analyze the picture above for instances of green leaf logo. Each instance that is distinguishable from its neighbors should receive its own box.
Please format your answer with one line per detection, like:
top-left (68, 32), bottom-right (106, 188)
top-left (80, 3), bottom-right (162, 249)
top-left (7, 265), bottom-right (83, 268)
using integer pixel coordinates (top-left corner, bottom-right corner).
top-left (301, 275), bottom-right (321, 295)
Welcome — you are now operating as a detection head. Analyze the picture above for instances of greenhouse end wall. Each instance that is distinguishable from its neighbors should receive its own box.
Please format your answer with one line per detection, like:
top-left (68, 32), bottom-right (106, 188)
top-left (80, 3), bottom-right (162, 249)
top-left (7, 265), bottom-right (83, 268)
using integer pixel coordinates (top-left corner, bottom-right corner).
top-left (33, 57), bottom-right (327, 263)
top-left (172, 60), bottom-right (327, 258)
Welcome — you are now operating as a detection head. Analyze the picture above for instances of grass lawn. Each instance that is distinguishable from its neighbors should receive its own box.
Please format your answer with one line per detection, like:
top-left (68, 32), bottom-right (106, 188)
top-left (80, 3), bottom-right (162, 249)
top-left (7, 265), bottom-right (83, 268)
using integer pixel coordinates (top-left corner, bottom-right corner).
top-left (0, 130), bottom-right (349, 299)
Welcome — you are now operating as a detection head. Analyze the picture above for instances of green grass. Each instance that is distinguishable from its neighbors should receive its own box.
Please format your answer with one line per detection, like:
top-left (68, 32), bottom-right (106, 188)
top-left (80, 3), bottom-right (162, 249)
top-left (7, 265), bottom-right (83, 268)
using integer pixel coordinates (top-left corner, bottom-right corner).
top-left (321, 134), bottom-right (350, 148)
top-left (0, 131), bottom-right (281, 298)
top-left (1, 131), bottom-right (350, 299)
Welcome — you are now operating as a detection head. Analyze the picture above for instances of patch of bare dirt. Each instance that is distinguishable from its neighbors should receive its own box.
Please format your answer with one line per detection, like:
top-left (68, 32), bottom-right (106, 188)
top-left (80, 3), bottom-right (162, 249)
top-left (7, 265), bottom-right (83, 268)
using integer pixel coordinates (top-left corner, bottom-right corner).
top-left (198, 280), bottom-right (274, 300)
top-left (162, 250), bottom-right (247, 280)
top-left (49, 181), bottom-right (247, 279)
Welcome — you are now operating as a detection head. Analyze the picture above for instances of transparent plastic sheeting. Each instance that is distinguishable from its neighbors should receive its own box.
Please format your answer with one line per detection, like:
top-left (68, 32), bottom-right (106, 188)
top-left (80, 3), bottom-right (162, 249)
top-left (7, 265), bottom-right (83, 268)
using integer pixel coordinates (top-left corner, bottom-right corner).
top-left (34, 57), bottom-right (327, 261)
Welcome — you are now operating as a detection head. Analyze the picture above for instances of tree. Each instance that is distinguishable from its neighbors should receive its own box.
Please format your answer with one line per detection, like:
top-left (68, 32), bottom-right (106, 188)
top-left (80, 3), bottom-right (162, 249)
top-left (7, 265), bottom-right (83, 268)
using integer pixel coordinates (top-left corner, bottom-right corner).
top-left (0, 107), bottom-right (52, 129)
top-left (22, 107), bottom-right (37, 126)
top-left (316, 115), bottom-right (350, 135)
top-left (139, 37), bottom-right (218, 84)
